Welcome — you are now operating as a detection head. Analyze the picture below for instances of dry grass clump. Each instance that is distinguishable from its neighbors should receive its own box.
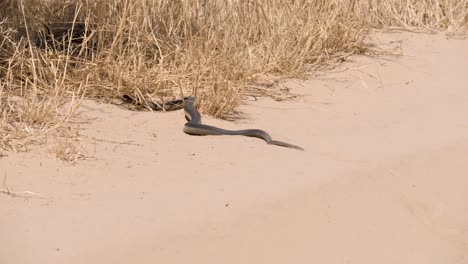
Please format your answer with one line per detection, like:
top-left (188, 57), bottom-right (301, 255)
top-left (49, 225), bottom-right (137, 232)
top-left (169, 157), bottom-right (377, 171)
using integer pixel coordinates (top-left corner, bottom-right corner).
top-left (0, 16), bottom-right (83, 152)
top-left (52, 137), bottom-right (85, 163)
top-left (0, 0), bottom-right (467, 154)
top-left (356, 0), bottom-right (468, 32)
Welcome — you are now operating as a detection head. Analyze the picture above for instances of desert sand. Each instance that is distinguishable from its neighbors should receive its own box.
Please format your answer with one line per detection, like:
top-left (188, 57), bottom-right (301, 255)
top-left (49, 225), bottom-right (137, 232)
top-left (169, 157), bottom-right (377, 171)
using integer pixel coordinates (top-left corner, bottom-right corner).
top-left (1, 32), bottom-right (468, 264)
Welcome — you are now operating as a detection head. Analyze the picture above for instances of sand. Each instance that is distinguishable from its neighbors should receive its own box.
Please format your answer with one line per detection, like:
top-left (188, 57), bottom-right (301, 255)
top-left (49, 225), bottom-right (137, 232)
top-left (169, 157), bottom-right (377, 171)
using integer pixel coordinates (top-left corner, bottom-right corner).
top-left (1, 32), bottom-right (467, 264)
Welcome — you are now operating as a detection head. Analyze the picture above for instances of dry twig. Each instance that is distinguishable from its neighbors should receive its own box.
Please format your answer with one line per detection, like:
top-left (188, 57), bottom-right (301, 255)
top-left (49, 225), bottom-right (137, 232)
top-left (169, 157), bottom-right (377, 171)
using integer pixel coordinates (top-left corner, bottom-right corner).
top-left (1, 174), bottom-right (49, 200)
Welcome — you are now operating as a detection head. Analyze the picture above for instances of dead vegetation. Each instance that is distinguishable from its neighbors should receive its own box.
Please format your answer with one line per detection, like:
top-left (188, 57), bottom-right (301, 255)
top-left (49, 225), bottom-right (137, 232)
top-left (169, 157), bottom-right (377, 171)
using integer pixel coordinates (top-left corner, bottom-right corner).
top-left (0, 0), bottom-right (467, 156)
top-left (1, 173), bottom-right (49, 200)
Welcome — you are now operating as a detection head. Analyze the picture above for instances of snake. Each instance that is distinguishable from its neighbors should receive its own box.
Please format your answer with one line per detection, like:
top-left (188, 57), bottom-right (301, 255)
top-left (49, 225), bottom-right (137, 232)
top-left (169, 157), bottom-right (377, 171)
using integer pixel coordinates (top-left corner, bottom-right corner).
top-left (123, 95), bottom-right (304, 151)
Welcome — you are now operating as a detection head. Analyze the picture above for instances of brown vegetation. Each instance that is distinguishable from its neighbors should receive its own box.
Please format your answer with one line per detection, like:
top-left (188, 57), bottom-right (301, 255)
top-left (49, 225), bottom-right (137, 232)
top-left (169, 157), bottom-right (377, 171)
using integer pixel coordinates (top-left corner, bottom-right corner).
top-left (0, 0), bottom-right (467, 153)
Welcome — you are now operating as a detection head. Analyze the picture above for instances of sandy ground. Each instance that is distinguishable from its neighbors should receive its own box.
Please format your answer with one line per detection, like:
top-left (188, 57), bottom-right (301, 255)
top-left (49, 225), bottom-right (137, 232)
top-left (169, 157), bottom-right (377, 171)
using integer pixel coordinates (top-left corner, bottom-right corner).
top-left (1, 32), bottom-right (468, 264)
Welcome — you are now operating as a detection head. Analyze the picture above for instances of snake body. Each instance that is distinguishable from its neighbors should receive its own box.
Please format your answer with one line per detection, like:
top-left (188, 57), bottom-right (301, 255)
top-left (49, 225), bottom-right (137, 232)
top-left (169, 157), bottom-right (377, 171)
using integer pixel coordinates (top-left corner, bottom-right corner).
top-left (123, 95), bottom-right (303, 150)
top-left (183, 97), bottom-right (304, 151)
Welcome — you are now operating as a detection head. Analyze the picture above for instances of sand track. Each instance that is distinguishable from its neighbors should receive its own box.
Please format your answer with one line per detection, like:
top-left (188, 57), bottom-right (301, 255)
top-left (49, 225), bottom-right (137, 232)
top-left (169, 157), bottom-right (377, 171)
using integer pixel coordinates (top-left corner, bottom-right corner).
top-left (1, 32), bottom-right (467, 264)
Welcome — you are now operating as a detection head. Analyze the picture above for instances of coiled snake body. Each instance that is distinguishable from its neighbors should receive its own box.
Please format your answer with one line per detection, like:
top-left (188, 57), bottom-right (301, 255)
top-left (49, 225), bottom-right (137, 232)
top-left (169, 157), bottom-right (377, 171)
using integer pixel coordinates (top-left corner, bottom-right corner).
top-left (123, 95), bottom-right (304, 151)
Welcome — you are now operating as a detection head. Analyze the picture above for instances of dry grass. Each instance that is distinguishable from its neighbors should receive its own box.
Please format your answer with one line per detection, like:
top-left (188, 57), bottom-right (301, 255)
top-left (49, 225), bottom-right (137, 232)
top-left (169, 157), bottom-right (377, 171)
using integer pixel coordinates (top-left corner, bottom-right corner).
top-left (357, 0), bottom-right (468, 31)
top-left (0, 0), bottom-right (467, 154)
top-left (1, 173), bottom-right (49, 200)
top-left (52, 138), bottom-right (85, 163)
